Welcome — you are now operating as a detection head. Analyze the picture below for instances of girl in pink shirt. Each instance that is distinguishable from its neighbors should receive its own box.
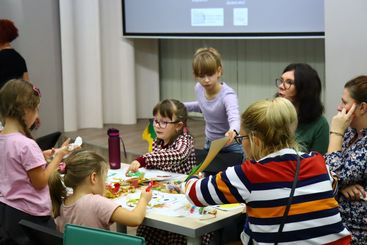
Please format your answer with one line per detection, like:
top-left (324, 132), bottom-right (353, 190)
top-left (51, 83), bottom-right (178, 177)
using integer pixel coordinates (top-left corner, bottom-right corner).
top-left (0, 79), bottom-right (74, 245)
top-left (49, 150), bottom-right (152, 233)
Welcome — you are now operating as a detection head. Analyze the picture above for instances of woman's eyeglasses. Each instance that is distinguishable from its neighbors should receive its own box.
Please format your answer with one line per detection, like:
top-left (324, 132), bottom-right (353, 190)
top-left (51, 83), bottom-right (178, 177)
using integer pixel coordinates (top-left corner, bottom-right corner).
top-left (233, 130), bottom-right (249, 144)
top-left (275, 78), bottom-right (295, 90)
top-left (153, 118), bottom-right (179, 129)
top-left (234, 135), bottom-right (249, 145)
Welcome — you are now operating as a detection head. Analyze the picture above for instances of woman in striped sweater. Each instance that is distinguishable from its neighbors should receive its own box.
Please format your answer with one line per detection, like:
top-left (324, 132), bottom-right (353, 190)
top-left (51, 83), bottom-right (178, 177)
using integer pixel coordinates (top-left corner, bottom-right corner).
top-left (185, 97), bottom-right (351, 244)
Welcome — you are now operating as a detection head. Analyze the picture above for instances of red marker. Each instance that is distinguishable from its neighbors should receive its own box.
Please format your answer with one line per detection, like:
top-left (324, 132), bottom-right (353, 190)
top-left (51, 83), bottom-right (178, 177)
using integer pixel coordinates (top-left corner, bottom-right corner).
top-left (146, 180), bottom-right (154, 192)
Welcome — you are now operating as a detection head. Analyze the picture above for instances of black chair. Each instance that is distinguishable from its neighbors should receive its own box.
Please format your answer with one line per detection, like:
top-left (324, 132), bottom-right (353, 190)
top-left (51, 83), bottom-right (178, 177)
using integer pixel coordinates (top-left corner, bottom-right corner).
top-left (195, 149), bottom-right (243, 176)
top-left (35, 131), bottom-right (62, 151)
top-left (19, 219), bottom-right (63, 245)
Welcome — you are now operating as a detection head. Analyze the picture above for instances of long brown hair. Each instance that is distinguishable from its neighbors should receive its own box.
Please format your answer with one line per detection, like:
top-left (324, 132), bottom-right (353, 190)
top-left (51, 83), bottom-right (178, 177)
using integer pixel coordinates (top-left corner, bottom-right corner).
top-left (48, 150), bottom-right (108, 217)
top-left (0, 79), bottom-right (40, 139)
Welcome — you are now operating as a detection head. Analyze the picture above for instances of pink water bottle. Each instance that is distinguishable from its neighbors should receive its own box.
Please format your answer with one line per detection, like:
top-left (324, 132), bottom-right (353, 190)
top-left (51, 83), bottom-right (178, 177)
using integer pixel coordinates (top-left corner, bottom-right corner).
top-left (107, 128), bottom-right (126, 169)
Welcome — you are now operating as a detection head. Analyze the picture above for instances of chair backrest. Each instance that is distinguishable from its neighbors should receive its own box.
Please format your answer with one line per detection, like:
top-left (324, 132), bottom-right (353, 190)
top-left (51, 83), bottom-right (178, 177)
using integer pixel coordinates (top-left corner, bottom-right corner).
top-left (18, 219), bottom-right (63, 245)
top-left (195, 149), bottom-right (243, 176)
top-left (35, 131), bottom-right (62, 151)
top-left (63, 224), bottom-right (146, 245)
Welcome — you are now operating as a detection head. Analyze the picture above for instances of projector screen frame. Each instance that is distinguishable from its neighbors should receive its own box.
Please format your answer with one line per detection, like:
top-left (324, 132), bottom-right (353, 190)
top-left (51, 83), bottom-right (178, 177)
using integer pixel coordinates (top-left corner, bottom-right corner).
top-left (121, 0), bottom-right (325, 39)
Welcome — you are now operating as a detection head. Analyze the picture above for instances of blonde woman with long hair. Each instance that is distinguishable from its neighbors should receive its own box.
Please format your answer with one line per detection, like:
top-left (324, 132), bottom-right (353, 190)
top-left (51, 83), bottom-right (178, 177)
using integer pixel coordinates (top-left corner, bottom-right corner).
top-left (185, 97), bottom-right (351, 244)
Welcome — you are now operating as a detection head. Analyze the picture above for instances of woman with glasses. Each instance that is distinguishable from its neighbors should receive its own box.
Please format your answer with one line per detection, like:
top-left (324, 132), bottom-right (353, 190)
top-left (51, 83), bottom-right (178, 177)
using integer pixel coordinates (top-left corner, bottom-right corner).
top-left (325, 75), bottom-right (367, 244)
top-left (276, 63), bottom-right (329, 154)
top-left (185, 97), bottom-right (351, 244)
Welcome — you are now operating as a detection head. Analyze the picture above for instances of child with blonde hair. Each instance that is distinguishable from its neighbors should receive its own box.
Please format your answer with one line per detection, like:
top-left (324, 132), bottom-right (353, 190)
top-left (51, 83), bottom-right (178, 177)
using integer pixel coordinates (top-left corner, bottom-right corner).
top-left (49, 150), bottom-right (152, 232)
top-left (0, 79), bottom-right (74, 244)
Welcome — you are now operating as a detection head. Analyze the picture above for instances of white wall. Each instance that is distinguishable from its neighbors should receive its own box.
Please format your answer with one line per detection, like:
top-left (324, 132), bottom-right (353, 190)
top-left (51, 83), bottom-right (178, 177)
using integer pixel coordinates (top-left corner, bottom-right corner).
top-left (324, 0), bottom-right (367, 120)
top-left (0, 0), bottom-right (63, 137)
top-left (59, 0), bottom-right (160, 131)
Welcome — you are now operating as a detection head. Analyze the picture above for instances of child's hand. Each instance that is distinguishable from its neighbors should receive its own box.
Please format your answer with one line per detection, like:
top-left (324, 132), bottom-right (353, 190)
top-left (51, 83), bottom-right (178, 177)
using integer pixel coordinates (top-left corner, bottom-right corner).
top-left (140, 188), bottom-right (153, 203)
top-left (225, 129), bottom-right (236, 145)
top-left (126, 160), bottom-right (140, 175)
top-left (54, 138), bottom-right (80, 159)
top-left (43, 148), bottom-right (55, 159)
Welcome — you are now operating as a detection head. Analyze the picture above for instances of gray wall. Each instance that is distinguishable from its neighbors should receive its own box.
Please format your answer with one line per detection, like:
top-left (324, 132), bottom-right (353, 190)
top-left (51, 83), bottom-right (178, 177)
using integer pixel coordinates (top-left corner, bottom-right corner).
top-left (2, 0), bottom-right (366, 132)
top-left (0, 0), bottom-right (63, 137)
top-left (324, 0), bottom-right (367, 120)
top-left (159, 39), bottom-right (325, 115)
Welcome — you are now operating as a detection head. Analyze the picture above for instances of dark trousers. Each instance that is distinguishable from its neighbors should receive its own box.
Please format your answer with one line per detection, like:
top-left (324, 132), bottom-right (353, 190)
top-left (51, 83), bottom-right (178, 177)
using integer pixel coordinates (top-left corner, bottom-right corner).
top-left (0, 202), bottom-right (55, 245)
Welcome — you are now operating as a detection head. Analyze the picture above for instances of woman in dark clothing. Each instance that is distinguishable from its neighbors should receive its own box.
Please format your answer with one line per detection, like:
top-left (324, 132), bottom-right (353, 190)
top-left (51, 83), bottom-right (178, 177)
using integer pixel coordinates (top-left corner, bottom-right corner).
top-left (0, 19), bottom-right (29, 88)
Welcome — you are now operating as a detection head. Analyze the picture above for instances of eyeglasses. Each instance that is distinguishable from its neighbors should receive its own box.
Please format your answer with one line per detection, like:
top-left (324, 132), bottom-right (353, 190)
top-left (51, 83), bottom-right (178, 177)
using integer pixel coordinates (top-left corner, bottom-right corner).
top-left (32, 84), bottom-right (41, 97)
top-left (233, 130), bottom-right (249, 145)
top-left (275, 78), bottom-right (295, 90)
top-left (234, 135), bottom-right (249, 145)
top-left (153, 118), bottom-right (179, 129)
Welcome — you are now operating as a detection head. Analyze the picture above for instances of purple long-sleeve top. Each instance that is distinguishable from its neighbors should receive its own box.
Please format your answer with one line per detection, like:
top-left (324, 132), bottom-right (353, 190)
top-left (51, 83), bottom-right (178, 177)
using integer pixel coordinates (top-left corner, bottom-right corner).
top-left (184, 82), bottom-right (241, 141)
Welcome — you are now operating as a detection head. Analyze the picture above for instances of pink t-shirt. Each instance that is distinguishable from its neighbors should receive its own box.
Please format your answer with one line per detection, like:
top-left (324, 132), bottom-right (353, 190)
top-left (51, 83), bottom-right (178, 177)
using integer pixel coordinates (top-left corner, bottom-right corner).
top-left (55, 194), bottom-right (120, 233)
top-left (0, 132), bottom-right (50, 216)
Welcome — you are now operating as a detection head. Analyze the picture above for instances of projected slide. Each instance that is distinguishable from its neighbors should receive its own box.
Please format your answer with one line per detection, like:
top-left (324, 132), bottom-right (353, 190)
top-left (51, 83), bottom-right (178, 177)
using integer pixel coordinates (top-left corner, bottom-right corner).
top-left (122, 0), bottom-right (324, 37)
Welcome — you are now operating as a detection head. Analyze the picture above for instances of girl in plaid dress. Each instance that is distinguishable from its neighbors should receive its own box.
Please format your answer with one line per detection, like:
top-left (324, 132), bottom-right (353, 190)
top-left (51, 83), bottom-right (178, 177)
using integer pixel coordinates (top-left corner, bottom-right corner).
top-left (127, 99), bottom-right (211, 245)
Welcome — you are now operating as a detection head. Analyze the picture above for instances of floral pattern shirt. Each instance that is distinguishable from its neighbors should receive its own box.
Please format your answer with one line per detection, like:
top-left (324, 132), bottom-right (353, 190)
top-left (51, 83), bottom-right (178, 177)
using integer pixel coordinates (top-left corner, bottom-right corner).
top-left (325, 127), bottom-right (367, 244)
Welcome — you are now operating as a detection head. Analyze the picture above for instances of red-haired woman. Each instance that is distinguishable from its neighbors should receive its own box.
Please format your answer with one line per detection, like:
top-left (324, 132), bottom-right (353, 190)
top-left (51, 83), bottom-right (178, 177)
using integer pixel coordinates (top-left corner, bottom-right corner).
top-left (0, 19), bottom-right (29, 88)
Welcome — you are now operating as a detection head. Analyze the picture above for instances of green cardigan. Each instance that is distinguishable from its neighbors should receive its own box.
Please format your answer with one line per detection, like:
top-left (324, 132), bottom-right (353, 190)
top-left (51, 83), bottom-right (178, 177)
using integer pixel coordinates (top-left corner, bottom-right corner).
top-left (296, 115), bottom-right (329, 154)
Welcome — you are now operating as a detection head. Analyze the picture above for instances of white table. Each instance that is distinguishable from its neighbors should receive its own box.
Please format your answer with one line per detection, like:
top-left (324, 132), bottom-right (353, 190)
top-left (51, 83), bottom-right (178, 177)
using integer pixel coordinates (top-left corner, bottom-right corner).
top-left (110, 165), bottom-right (245, 245)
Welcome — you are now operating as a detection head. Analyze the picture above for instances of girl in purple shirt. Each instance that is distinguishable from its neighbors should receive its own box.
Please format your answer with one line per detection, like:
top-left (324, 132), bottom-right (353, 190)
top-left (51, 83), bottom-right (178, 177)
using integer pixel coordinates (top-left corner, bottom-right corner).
top-left (185, 47), bottom-right (243, 155)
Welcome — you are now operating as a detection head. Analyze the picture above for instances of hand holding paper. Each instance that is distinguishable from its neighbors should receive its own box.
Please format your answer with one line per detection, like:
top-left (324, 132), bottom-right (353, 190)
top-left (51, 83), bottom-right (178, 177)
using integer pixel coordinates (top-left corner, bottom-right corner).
top-left (185, 136), bottom-right (228, 180)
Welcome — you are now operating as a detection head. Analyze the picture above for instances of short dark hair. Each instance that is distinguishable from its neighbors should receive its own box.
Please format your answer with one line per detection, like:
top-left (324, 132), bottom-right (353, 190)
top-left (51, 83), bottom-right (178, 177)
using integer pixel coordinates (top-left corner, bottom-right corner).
top-left (0, 19), bottom-right (19, 43)
top-left (283, 63), bottom-right (324, 124)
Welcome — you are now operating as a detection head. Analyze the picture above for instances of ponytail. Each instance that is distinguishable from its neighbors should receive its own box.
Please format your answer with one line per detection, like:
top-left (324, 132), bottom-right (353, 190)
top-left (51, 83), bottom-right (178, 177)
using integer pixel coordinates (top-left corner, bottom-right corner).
top-left (48, 170), bottom-right (67, 217)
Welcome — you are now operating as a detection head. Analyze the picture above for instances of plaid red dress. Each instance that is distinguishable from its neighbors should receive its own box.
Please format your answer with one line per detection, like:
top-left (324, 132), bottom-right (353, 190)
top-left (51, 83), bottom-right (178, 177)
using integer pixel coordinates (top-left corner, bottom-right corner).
top-left (136, 133), bottom-right (212, 244)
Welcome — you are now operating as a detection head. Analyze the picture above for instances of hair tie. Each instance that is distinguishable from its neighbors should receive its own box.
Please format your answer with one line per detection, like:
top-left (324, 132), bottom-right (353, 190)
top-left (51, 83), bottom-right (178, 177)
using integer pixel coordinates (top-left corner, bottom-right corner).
top-left (58, 162), bottom-right (67, 174)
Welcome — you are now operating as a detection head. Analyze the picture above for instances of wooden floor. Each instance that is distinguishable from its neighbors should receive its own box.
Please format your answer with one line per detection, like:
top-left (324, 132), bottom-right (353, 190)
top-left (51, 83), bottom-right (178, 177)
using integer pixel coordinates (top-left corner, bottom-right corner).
top-left (63, 118), bottom-right (206, 163)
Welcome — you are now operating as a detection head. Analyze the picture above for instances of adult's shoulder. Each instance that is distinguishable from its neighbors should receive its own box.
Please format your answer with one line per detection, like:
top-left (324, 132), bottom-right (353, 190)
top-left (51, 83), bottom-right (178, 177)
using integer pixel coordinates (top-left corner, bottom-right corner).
top-left (318, 115), bottom-right (329, 124)
top-left (0, 48), bottom-right (23, 57)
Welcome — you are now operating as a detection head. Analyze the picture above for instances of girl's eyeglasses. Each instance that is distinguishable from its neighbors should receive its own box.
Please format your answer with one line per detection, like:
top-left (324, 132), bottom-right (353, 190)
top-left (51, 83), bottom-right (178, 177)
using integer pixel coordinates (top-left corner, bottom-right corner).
top-left (153, 118), bottom-right (179, 129)
top-left (233, 130), bottom-right (249, 144)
